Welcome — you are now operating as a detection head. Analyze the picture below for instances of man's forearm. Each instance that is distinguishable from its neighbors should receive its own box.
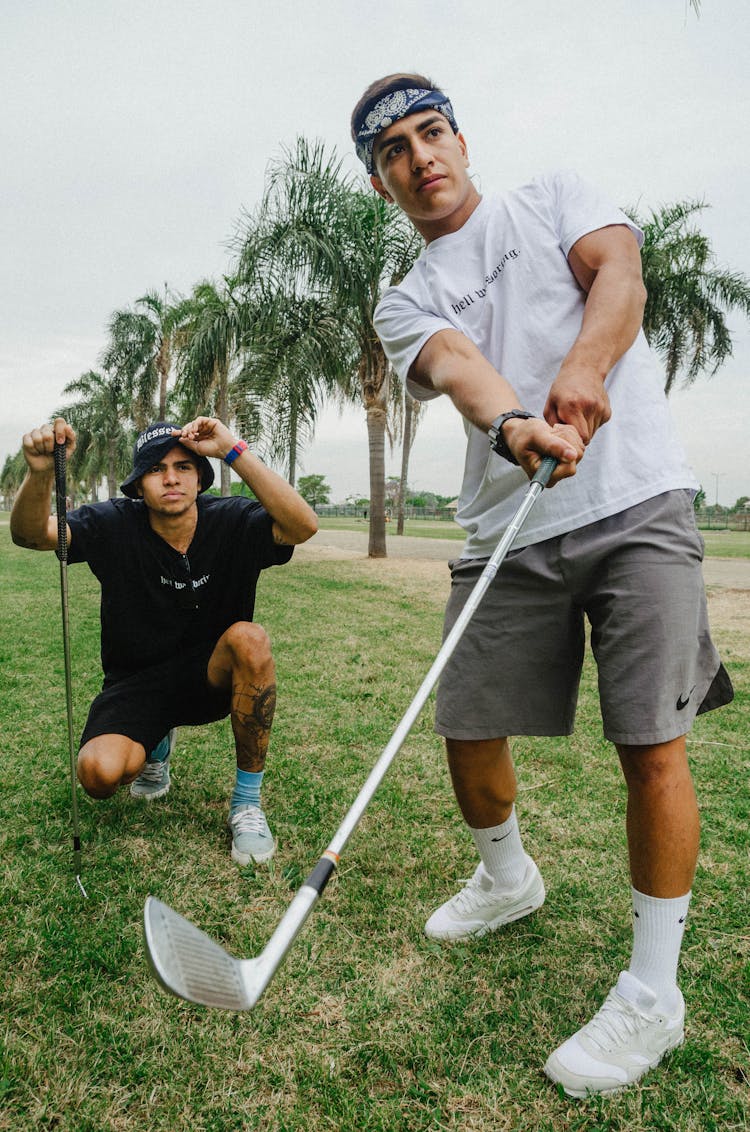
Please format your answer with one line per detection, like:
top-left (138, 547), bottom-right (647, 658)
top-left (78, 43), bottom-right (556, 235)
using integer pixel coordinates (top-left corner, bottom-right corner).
top-left (411, 328), bottom-right (583, 482)
top-left (545, 235), bottom-right (647, 442)
top-left (174, 416), bottom-right (318, 545)
top-left (10, 471), bottom-right (56, 550)
top-left (412, 329), bottom-right (523, 429)
top-left (231, 448), bottom-right (318, 545)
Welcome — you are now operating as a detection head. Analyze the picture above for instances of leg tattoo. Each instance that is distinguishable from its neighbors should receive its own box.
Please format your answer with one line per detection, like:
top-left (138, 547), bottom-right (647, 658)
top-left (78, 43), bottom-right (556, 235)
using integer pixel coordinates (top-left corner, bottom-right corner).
top-left (232, 682), bottom-right (277, 772)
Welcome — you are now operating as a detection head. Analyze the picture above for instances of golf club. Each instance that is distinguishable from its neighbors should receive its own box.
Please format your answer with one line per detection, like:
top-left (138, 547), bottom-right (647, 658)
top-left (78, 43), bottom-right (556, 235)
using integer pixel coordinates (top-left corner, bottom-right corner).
top-left (143, 455), bottom-right (558, 1010)
top-left (54, 441), bottom-right (88, 899)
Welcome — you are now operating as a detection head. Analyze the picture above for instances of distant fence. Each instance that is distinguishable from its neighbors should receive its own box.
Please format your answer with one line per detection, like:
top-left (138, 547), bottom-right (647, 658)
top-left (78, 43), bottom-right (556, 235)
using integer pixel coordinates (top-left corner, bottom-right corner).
top-left (314, 505), bottom-right (750, 530)
top-left (4, 499), bottom-right (746, 530)
top-left (695, 510), bottom-right (750, 531)
top-left (316, 505), bottom-right (457, 521)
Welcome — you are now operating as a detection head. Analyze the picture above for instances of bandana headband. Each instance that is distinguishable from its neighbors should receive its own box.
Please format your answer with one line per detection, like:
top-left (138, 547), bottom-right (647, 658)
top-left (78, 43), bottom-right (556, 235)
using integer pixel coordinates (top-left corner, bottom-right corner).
top-left (355, 87), bottom-right (458, 174)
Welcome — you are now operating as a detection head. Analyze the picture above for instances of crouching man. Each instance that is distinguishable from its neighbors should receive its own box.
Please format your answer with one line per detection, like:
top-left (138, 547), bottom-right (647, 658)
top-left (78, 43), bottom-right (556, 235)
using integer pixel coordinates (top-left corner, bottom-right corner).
top-left (11, 415), bottom-right (317, 866)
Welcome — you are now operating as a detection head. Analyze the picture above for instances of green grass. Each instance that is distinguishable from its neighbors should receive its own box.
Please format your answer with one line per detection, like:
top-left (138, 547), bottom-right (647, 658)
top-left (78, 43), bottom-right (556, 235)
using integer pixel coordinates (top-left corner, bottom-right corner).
top-left (318, 515), bottom-right (466, 541)
top-left (0, 525), bottom-right (748, 1130)
top-left (316, 516), bottom-right (750, 557)
top-left (699, 530), bottom-right (750, 559)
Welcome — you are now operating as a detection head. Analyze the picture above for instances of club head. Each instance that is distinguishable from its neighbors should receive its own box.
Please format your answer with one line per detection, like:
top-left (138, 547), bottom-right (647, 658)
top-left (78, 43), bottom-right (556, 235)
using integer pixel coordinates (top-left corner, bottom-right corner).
top-left (143, 896), bottom-right (261, 1011)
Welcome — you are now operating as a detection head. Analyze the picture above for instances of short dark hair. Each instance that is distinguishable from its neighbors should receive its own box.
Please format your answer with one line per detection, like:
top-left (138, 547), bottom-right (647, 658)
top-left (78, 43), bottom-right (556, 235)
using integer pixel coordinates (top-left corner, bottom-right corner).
top-left (350, 73), bottom-right (438, 141)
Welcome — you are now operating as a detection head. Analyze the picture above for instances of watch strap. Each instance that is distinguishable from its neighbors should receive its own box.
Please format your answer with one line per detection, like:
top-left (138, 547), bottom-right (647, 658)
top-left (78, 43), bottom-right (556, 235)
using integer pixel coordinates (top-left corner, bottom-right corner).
top-left (488, 411), bottom-right (537, 465)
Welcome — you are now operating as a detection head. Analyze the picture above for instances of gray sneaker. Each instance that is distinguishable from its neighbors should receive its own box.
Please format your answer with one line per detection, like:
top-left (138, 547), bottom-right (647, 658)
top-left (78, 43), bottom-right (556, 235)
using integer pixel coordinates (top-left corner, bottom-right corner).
top-left (130, 730), bottom-right (176, 800)
top-left (228, 805), bottom-right (276, 865)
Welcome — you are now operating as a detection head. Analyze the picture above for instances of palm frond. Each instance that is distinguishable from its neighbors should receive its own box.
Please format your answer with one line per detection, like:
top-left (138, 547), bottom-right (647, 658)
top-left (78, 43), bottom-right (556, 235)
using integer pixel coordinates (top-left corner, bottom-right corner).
top-left (629, 199), bottom-right (750, 393)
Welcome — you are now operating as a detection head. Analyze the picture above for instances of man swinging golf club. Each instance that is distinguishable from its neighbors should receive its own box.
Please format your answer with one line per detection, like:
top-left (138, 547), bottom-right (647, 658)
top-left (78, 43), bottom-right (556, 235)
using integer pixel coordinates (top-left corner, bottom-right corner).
top-left (11, 415), bottom-right (317, 866)
top-left (352, 74), bottom-right (733, 1096)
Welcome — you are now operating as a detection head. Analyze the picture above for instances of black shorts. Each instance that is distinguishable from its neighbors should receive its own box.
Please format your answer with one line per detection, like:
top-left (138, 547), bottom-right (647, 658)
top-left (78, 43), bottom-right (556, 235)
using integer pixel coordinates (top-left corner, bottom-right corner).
top-left (79, 644), bottom-right (231, 754)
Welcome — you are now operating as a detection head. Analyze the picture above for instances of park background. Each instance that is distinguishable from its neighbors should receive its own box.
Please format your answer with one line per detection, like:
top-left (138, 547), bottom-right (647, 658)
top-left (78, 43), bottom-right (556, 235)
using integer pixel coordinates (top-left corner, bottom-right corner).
top-left (1, 3), bottom-right (748, 1130)
top-left (1, 0), bottom-right (749, 509)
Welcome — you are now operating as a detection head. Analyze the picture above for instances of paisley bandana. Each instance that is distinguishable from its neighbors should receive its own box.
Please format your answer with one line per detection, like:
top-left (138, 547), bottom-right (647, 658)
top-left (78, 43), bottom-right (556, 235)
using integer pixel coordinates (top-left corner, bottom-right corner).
top-left (355, 87), bottom-right (458, 173)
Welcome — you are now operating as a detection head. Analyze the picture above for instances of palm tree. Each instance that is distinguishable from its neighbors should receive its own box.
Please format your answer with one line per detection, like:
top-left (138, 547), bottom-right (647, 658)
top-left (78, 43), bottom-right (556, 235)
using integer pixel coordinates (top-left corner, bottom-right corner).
top-left (236, 138), bottom-right (422, 556)
top-left (1, 450), bottom-right (28, 510)
top-left (57, 369), bottom-right (132, 499)
top-left (102, 288), bottom-right (192, 427)
top-left (174, 278), bottom-right (249, 495)
top-left (631, 200), bottom-right (750, 394)
top-left (235, 288), bottom-right (358, 487)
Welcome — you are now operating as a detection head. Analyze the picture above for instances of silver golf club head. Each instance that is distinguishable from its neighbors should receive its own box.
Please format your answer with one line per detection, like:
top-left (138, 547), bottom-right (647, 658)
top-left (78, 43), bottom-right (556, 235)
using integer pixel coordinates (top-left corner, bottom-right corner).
top-left (144, 896), bottom-right (264, 1010)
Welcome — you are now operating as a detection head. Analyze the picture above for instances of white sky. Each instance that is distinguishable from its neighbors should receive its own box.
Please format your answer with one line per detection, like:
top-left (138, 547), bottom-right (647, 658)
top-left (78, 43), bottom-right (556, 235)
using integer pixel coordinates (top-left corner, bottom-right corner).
top-left (1, 0), bottom-right (748, 506)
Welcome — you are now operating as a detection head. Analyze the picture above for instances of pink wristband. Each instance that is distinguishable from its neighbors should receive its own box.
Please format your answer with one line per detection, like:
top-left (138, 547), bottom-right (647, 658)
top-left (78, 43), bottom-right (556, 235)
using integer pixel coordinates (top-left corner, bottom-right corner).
top-left (224, 440), bottom-right (248, 466)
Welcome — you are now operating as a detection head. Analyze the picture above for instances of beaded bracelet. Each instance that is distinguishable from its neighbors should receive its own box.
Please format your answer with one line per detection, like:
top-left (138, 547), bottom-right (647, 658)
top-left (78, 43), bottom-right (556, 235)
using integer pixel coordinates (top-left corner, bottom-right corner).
top-left (224, 440), bottom-right (249, 466)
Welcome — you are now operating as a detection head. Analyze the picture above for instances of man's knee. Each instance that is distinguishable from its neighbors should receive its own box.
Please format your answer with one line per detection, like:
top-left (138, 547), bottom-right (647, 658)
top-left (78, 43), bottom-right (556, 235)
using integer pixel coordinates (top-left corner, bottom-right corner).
top-left (77, 736), bottom-right (145, 798)
top-left (223, 621), bottom-right (274, 671)
top-left (446, 737), bottom-right (516, 797)
top-left (617, 737), bottom-right (691, 791)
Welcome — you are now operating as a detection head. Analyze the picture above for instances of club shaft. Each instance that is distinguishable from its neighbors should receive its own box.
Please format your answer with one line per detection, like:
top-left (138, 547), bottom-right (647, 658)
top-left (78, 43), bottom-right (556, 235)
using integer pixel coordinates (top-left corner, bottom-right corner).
top-left (55, 443), bottom-right (84, 882)
top-left (247, 880), bottom-right (325, 1005)
top-left (251, 457), bottom-right (556, 993)
top-left (326, 456), bottom-right (555, 858)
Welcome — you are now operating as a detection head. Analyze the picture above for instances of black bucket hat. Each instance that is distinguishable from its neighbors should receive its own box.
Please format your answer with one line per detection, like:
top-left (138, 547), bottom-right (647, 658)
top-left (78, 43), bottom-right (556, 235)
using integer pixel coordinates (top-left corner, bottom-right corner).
top-left (119, 422), bottom-right (215, 499)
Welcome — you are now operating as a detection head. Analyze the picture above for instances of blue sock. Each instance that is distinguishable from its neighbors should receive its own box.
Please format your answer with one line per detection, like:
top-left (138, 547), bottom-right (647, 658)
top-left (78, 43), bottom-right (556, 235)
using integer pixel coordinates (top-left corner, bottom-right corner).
top-left (231, 768), bottom-right (264, 814)
top-left (148, 733), bottom-right (172, 763)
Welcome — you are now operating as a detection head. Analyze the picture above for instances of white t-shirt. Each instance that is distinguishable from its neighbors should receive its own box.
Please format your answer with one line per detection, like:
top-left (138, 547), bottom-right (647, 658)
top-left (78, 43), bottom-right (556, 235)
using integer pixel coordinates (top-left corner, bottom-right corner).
top-left (374, 169), bottom-right (697, 556)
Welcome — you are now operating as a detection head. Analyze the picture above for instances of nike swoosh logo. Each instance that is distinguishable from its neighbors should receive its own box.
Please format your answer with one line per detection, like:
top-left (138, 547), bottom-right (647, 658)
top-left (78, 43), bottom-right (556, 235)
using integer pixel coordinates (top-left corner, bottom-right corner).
top-left (676, 686), bottom-right (696, 711)
top-left (491, 832), bottom-right (511, 843)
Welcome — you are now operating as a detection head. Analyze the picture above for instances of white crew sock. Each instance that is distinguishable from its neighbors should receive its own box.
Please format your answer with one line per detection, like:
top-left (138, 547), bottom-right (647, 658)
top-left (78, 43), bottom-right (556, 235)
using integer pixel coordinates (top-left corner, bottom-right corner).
top-left (470, 807), bottom-right (527, 891)
top-left (628, 887), bottom-right (691, 1012)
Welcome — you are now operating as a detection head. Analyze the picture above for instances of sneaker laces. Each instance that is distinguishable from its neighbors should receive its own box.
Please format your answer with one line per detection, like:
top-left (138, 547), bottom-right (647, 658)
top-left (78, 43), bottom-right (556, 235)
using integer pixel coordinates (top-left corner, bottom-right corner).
top-left (584, 991), bottom-right (648, 1050)
top-left (449, 874), bottom-right (496, 915)
top-left (138, 760), bottom-right (168, 784)
top-left (230, 806), bottom-right (267, 834)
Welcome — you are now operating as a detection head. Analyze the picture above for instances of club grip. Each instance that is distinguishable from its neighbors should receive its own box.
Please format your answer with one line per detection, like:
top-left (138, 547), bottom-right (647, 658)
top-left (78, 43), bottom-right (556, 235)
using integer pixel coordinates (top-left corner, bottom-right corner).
top-left (54, 441), bottom-right (68, 562)
top-left (531, 455), bottom-right (558, 488)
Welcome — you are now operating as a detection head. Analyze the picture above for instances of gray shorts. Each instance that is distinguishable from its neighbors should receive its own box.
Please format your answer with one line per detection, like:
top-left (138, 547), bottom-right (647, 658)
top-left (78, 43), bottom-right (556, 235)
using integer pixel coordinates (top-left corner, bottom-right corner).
top-left (435, 490), bottom-right (733, 746)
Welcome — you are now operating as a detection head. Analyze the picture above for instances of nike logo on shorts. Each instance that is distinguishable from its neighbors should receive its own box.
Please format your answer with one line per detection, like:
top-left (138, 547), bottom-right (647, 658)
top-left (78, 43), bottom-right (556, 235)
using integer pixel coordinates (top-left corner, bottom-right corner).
top-left (676, 686), bottom-right (696, 710)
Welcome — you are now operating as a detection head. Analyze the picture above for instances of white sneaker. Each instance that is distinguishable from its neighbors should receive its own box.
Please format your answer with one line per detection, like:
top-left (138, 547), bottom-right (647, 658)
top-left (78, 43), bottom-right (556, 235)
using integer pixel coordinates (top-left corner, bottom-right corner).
top-left (544, 971), bottom-right (685, 1097)
top-left (228, 805), bottom-right (276, 865)
top-left (424, 855), bottom-right (545, 940)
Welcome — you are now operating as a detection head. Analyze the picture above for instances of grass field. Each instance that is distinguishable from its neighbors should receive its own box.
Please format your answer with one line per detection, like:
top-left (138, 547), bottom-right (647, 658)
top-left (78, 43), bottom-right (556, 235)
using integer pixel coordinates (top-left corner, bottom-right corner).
top-left (318, 515), bottom-right (466, 541)
top-left (699, 530), bottom-right (750, 559)
top-left (0, 522), bottom-right (748, 1131)
top-left (316, 516), bottom-right (750, 558)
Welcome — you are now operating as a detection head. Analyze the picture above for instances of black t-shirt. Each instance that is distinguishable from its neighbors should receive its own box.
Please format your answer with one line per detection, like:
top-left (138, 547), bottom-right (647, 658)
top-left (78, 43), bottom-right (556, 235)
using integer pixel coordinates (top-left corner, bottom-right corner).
top-left (67, 495), bottom-right (293, 683)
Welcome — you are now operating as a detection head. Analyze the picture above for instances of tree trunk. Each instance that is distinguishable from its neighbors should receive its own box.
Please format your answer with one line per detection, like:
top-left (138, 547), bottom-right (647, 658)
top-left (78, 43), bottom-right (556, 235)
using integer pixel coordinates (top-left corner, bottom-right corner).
top-left (366, 405), bottom-right (388, 557)
top-left (361, 345), bottom-right (390, 557)
top-left (157, 339), bottom-right (171, 421)
top-left (287, 392), bottom-right (299, 487)
top-left (396, 392), bottom-right (416, 535)
top-left (107, 439), bottom-right (118, 499)
top-left (217, 363), bottom-right (231, 496)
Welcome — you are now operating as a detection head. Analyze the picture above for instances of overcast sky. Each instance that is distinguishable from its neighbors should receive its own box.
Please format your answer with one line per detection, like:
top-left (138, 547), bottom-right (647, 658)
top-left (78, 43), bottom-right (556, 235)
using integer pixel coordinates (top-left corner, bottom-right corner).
top-left (2, 0), bottom-right (748, 505)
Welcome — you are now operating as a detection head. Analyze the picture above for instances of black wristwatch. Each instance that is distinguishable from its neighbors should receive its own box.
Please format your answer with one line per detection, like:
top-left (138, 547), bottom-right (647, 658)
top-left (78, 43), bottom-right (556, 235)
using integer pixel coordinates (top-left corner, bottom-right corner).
top-left (488, 411), bottom-right (538, 465)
